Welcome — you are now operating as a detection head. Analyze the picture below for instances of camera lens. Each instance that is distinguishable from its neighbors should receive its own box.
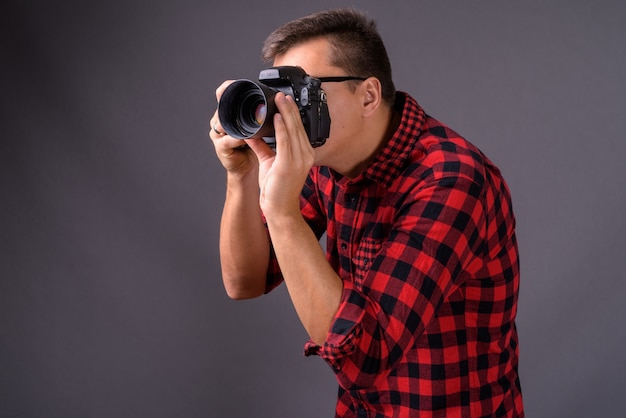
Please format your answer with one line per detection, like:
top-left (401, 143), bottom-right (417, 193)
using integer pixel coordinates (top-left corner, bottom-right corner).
top-left (218, 80), bottom-right (276, 139)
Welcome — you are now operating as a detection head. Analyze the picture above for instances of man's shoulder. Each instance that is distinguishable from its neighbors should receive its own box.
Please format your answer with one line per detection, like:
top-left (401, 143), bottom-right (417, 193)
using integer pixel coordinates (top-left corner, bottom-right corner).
top-left (409, 115), bottom-right (491, 185)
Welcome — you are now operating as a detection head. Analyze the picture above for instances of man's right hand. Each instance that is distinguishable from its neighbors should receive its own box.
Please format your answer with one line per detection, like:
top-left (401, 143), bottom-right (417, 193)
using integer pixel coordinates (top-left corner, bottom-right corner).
top-left (209, 80), bottom-right (259, 178)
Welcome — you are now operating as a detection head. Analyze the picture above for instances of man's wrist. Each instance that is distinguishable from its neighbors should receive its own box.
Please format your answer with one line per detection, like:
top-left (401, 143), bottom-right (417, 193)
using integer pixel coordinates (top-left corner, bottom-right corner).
top-left (226, 165), bottom-right (258, 187)
top-left (265, 209), bottom-right (307, 234)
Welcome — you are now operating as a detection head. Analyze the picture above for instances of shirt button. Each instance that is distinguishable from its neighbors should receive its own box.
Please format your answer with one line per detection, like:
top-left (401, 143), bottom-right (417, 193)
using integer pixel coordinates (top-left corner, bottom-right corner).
top-left (340, 243), bottom-right (348, 250)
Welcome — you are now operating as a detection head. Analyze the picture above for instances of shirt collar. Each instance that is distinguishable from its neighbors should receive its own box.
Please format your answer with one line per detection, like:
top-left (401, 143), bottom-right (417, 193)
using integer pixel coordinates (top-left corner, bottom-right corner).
top-left (350, 92), bottom-right (426, 187)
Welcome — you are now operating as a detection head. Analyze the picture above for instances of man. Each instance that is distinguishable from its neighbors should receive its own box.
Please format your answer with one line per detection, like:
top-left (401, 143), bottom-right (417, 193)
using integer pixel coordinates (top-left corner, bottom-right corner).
top-left (209, 8), bottom-right (523, 417)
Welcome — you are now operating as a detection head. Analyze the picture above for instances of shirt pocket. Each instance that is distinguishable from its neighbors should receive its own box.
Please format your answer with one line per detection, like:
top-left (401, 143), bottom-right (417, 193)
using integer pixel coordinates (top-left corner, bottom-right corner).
top-left (353, 237), bottom-right (383, 289)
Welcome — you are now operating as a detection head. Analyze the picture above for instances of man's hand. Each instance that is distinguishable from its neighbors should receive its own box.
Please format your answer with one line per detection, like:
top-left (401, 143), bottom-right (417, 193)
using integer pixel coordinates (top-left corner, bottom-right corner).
top-left (247, 93), bottom-right (315, 220)
top-left (209, 80), bottom-right (259, 178)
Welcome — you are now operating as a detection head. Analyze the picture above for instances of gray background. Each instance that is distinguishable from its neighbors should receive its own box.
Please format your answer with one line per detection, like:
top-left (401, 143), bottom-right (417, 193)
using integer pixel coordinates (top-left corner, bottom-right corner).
top-left (2, 1), bottom-right (625, 417)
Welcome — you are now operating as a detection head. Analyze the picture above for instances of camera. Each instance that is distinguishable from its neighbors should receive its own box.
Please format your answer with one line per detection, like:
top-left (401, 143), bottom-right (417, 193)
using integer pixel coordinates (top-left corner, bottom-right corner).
top-left (217, 66), bottom-right (331, 148)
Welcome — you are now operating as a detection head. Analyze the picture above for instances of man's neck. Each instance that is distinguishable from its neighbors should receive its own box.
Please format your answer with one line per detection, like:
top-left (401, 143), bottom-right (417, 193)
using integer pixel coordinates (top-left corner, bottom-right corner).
top-left (337, 106), bottom-right (401, 179)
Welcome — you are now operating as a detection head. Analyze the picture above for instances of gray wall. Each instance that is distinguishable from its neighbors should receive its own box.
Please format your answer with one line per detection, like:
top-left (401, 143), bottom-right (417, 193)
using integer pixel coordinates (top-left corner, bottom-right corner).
top-left (2, 1), bottom-right (625, 417)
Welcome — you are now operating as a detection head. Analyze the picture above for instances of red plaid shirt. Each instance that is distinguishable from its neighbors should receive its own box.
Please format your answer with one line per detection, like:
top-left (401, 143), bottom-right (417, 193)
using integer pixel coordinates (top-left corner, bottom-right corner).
top-left (265, 93), bottom-right (523, 417)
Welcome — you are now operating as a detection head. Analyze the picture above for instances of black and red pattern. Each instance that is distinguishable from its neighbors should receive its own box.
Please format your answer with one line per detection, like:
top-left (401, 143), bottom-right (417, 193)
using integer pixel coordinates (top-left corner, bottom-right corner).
top-left (266, 92), bottom-right (523, 417)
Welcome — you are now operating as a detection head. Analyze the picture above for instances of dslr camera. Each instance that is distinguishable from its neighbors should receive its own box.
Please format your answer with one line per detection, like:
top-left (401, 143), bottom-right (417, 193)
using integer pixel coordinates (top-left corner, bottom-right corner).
top-left (217, 66), bottom-right (331, 148)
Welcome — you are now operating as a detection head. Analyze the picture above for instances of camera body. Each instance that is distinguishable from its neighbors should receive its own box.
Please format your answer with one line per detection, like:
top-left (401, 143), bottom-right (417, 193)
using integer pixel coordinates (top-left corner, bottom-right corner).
top-left (217, 66), bottom-right (331, 148)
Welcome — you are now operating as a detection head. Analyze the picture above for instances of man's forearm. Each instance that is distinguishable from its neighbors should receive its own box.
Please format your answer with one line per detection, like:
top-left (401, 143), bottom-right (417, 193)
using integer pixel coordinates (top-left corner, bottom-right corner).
top-left (220, 171), bottom-right (270, 299)
top-left (266, 213), bottom-right (343, 345)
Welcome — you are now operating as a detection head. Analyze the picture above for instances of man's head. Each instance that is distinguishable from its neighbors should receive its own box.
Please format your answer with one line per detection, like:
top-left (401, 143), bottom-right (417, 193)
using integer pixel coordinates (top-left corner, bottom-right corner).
top-left (261, 9), bottom-right (399, 176)
top-left (262, 8), bottom-right (395, 106)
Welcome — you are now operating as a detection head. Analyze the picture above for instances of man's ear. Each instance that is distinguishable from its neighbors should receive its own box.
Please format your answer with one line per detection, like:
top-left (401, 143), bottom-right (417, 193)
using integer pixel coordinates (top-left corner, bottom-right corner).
top-left (361, 77), bottom-right (383, 117)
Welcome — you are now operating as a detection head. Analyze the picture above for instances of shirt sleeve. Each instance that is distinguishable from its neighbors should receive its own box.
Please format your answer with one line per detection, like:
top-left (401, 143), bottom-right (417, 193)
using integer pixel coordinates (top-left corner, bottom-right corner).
top-left (304, 175), bottom-right (487, 390)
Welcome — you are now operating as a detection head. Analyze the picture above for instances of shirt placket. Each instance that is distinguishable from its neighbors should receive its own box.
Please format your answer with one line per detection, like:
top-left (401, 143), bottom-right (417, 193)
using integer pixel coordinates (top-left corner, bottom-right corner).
top-left (336, 184), bottom-right (361, 281)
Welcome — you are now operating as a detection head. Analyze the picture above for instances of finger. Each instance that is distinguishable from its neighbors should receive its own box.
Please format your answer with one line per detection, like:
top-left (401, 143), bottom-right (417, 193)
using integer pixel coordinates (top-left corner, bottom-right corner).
top-left (275, 94), bottom-right (312, 156)
top-left (246, 138), bottom-right (275, 162)
top-left (273, 96), bottom-right (299, 159)
top-left (272, 111), bottom-right (289, 156)
top-left (274, 94), bottom-right (299, 149)
top-left (275, 94), bottom-right (301, 132)
top-left (215, 80), bottom-right (235, 101)
top-left (208, 117), bottom-right (225, 139)
top-left (209, 110), bottom-right (230, 141)
top-left (211, 82), bottom-right (230, 137)
top-left (211, 119), bottom-right (224, 136)
top-left (208, 112), bottom-right (247, 150)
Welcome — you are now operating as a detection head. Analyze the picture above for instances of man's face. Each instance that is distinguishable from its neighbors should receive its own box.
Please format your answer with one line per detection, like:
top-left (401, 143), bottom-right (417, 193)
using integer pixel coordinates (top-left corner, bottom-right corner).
top-left (272, 37), bottom-right (363, 166)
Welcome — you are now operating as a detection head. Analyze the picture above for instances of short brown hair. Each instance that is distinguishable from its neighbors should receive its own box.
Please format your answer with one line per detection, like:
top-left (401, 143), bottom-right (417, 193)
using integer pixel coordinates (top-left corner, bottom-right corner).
top-left (262, 8), bottom-right (396, 105)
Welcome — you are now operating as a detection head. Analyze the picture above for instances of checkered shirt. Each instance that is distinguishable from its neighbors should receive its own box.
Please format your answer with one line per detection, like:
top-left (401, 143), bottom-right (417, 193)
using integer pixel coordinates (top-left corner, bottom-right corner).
top-left (265, 92), bottom-right (523, 417)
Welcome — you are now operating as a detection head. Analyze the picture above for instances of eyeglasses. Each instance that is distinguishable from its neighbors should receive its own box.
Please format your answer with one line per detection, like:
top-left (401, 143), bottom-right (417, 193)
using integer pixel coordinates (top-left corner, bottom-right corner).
top-left (316, 76), bottom-right (367, 83)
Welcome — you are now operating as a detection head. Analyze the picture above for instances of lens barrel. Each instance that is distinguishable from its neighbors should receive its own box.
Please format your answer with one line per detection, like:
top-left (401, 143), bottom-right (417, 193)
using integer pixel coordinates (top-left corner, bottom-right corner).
top-left (218, 80), bottom-right (277, 139)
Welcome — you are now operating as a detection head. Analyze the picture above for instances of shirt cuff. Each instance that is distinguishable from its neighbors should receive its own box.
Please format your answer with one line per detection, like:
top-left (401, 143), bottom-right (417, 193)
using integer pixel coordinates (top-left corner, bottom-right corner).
top-left (304, 280), bottom-right (367, 370)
